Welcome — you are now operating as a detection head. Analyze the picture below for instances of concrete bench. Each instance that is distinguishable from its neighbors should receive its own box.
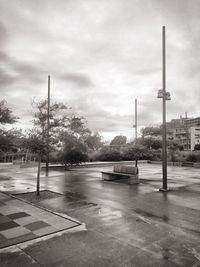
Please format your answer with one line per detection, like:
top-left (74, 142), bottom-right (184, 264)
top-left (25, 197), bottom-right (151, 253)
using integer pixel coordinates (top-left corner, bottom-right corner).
top-left (102, 165), bottom-right (139, 185)
top-left (182, 162), bottom-right (194, 167)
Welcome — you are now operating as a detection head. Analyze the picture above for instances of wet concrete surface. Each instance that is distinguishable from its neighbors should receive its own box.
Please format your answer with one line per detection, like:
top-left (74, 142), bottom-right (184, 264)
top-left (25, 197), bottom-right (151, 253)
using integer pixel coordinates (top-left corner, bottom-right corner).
top-left (0, 163), bottom-right (200, 266)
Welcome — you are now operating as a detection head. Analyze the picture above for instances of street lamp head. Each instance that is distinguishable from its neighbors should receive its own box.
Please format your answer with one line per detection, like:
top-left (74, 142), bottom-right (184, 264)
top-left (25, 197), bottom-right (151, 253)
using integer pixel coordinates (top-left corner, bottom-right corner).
top-left (165, 92), bottom-right (171, 100)
top-left (157, 89), bottom-right (171, 100)
top-left (157, 89), bottom-right (164, 98)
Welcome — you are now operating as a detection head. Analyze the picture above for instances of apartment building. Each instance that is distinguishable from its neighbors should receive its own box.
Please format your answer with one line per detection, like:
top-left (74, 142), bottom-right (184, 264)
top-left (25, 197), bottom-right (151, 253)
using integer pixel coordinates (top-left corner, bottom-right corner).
top-left (169, 117), bottom-right (200, 151)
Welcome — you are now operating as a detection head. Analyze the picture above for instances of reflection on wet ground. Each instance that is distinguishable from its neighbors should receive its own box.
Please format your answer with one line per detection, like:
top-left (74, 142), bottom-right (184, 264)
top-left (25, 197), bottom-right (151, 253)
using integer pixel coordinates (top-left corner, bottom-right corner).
top-left (0, 163), bottom-right (200, 266)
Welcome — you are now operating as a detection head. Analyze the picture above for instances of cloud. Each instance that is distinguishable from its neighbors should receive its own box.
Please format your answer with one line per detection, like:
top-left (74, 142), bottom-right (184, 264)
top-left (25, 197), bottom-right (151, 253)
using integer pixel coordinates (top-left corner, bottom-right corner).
top-left (60, 72), bottom-right (93, 87)
top-left (0, 0), bottom-right (200, 139)
top-left (0, 21), bottom-right (7, 44)
top-left (0, 67), bottom-right (17, 86)
top-left (0, 51), bottom-right (45, 90)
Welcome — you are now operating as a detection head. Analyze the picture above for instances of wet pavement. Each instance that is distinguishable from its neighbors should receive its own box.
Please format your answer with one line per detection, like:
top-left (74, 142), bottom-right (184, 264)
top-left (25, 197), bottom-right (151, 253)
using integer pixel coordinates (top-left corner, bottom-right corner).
top-left (0, 163), bottom-right (200, 266)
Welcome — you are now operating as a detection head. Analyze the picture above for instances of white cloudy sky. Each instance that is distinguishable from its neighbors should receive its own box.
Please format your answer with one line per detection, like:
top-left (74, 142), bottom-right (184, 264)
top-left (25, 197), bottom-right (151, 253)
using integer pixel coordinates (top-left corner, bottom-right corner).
top-left (0, 0), bottom-right (200, 140)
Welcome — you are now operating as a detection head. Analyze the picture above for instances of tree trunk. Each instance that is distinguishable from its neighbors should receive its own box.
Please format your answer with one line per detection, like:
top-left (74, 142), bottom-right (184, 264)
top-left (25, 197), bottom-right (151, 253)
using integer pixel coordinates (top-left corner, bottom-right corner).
top-left (37, 154), bottom-right (41, 196)
top-left (135, 159), bottom-right (138, 167)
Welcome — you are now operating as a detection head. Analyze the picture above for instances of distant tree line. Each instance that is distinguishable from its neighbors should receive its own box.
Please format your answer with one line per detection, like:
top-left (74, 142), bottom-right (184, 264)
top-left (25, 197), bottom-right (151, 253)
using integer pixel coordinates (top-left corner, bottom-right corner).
top-left (1, 100), bottom-right (200, 165)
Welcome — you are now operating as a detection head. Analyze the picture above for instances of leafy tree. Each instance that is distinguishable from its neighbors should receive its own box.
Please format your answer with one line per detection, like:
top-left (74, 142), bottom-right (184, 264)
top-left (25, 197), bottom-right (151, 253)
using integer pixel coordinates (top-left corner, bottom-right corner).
top-left (32, 99), bottom-right (69, 139)
top-left (110, 135), bottom-right (127, 146)
top-left (97, 146), bottom-right (121, 161)
top-left (0, 100), bottom-right (18, 124)
top-left (143, 137), bottom-right (162, 150)
top-left (85, 132), bottom-right (103, 150)
top-left (121, 145), bottom-right (151, 161)
top-left (23, 130), bottom-right (46, 155)
top-left (61, 133), bottom-right (88, 167)
top-left (141, 126), bottom-right (162, 137)
top-left (167, 141), bottom-right (184, 162)
top-left (32, 99), bottom-right (71, 175)
top-left (0, 128), bottom-right (23, 153)
top-left (67, 116), bottom-right (90, 137)
top-left (23, 130), bottom-right (46, 196)
top-left (32, 100), bottom-right (92, 151)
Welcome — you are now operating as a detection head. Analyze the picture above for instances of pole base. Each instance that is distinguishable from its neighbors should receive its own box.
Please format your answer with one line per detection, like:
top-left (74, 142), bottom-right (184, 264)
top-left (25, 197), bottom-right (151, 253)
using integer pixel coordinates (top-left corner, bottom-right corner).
top-left (159, 188), bottom-right (169, 192)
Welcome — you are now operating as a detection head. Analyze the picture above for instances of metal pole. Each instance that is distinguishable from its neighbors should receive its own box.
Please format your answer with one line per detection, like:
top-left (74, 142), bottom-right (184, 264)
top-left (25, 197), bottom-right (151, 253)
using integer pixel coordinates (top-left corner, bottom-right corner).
top-left (135, 98), bottom-right (137, 145)
top-left (185, 112), bottom-right (189, 150)
top-left (46, 75), bottom-right (50, 176)
top-left (37, 154), bottom-right (41, 196)
top-left (162, 26), bottom-right (167, 191)
top-left (135, 98), bottom-right (138, 167)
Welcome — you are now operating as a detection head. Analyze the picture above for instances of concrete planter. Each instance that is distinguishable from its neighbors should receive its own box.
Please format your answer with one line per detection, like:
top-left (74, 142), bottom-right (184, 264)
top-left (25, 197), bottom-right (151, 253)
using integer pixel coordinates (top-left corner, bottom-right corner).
top-left (130, 174), bottom-right (139, 185)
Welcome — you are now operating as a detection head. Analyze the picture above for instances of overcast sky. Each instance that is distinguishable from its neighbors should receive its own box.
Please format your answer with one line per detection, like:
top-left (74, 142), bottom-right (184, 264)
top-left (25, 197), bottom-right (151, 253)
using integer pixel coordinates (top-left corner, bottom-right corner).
top-left (0, 0), bottom-right (199, 140)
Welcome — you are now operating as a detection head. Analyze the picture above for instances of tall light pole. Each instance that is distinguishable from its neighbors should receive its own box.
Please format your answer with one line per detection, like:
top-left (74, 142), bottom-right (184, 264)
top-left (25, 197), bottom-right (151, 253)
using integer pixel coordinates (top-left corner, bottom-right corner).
top-left (157, 26), bottom-right (171, 191)
top-left (133, 98), bottom-right (138, 167)
top-left (46, 75), bottom-right (50, 176)
top-left (135, 98), bottom-right (138, 145)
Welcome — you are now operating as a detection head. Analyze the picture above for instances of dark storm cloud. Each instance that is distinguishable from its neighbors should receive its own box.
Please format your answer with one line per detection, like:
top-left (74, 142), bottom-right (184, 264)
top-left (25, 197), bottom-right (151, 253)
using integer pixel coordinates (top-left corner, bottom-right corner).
top-left (60, 73), bottom-right (94, 87)
top-left (0, 52), bottom-right (44, 90)
top-left (12, 62), bottom-right (45, 84)
top-left (0, 67), bottom-right (17, 86)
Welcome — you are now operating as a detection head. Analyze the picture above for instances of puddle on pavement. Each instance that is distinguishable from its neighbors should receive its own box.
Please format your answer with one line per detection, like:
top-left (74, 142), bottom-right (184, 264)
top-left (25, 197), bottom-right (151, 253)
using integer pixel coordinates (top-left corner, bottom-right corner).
top-left (134, 208), bottom-right (169, 222)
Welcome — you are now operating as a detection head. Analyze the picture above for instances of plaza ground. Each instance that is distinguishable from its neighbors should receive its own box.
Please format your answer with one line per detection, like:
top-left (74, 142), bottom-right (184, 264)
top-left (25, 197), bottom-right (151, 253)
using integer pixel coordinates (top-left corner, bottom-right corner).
top-left (0, 162), bottom-right (200, 266)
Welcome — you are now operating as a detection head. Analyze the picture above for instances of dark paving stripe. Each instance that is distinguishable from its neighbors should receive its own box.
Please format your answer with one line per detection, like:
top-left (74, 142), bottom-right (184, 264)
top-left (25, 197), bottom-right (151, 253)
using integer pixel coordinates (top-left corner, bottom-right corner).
top-left (25, 221), bottom-right (50, 231)
top-left (0, 221), bottom-right (19, 231)
top-left (7, 212), bottom-right (31, 220)
top-left (8, 232), bottom-right (37, 245)
top-left (0, 233), bottom-right (7, 242)
top-left (0, 215), bottom-right (12, 224)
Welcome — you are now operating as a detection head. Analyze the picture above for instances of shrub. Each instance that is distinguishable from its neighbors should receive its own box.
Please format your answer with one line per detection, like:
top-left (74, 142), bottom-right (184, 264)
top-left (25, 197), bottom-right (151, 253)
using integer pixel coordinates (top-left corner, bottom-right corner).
top-left (149, 149), bottom-right (162, 161)
top-left (186, 153), bottom-right (198, 162)
top-left (194, 144), bottom-right (200, 151)
top-left (143, 138), bottom-right (162, 150)
top-left (186, 152), bottom-right (200, 162)
top-left (121, 145), bottom-right (152, 161)
top-left (88, 150), bottom-right (101, 162)
top-left (61, 134), bottom-right (88, 165)
top-left (96, 147), bottom-right (121, 161)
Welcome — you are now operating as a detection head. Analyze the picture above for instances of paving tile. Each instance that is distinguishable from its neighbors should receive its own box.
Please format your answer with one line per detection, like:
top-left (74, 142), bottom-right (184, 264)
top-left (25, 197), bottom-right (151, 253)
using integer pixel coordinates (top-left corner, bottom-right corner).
top-left (14, 216), bottom-right (39, 226)
top-left (0, 221), bottom-right (19, 231)
top-left (25, 221), bottom-right (50, 231)
top-left (8, 232), bottom-right (37, 244)
top-left (0, 233), bottom-right (7, 242)
top-left (29, 209), bottom-right (47, 216)
top-left (7, 212), bottom-right (30, 220)
top-left (0, 215), bottom-right (11, 224)
top-left (0, 239), bottom-right (9, 249)
top-left (0, 194), bottom-right (10, 201)
top-left (32, 225), bottom-right (58, 236)
top-left (21, 206), bottom-right (46, 215)
top-left (41, 214), bottom-right (70, 225)
top-left (0, 205), bottom-right (20, 215)
top-left (6, 199), bottom-right (25, 207)
top-left (1, 226), bottom-right (31, 239)
top-left (54, 220), bottom-right (78, 231)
